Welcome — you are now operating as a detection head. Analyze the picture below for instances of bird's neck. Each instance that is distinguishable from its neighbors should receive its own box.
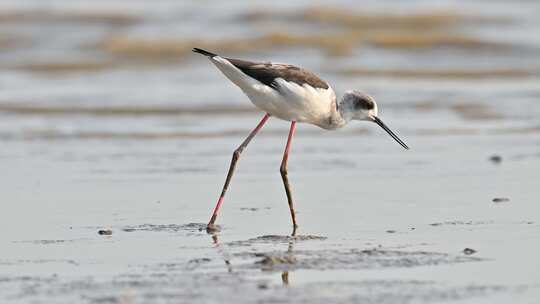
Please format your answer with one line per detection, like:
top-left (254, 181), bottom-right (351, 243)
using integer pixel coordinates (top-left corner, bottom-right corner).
top-left (324, 98), bottom-right (352, 130)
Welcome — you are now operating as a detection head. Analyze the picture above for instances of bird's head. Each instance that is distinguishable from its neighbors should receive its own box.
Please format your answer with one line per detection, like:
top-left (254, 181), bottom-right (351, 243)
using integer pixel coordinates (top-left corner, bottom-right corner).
top-left (341, 90), bottom-right (378, 121)
top-left (341, 90), bottom-right (409, 150)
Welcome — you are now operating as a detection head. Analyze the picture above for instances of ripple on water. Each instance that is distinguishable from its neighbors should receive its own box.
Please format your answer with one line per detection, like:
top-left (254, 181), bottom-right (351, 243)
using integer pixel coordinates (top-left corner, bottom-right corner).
top-left (0, 274), bottom-right (515, 304)
top-left (121, 222), bottom-right (211, 233)
top-left (226, 234), bottom-right (327, 247)
top-left (238, 248), bottom-right (485, 271)
top-left (269, 280), bottom-right (511, 304)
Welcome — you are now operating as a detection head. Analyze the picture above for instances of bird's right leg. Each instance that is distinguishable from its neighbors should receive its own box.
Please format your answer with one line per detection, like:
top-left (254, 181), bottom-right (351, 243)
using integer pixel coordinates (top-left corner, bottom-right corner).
top-left (280, 121), bottom-right (298, 230)
top-left (207, 113), bottom-right (270, 233)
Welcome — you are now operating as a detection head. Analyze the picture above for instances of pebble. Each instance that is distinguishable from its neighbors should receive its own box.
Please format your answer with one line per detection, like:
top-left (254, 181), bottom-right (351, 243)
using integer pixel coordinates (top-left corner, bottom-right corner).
top-left (489, 155), bottom-right (502, 164)
top-left (98, 229), bottom-right (113, 235)
top-left (257, 283), bottom-right (269, 289)
top-left (463, 248), bottom-right (477, 255)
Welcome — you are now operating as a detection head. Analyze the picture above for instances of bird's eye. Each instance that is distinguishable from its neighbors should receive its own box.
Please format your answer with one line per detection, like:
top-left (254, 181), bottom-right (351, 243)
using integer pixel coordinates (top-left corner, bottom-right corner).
top-left (354, 98), bottom-right (374, 110)
top-left (366, 100), bottom-right (375, 110)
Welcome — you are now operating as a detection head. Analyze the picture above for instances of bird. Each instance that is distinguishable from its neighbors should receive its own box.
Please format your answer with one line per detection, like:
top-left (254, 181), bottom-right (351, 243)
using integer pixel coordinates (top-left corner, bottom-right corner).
top-left (193, 47), bottom-right (409, 234)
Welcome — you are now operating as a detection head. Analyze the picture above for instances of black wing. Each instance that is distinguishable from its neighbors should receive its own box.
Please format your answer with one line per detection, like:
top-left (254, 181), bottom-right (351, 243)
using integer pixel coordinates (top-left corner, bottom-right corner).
top-left (227, 58), bottom-right (329, 90)
top-left (192, 48), bottom-right (329, 90)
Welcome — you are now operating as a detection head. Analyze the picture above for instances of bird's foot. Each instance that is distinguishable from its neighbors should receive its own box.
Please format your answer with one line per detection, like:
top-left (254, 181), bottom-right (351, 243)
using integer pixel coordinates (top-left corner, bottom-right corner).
top-left (206, 223), bottom-right (221, 234)
top-left (291, 224), bottom-right (298, 237)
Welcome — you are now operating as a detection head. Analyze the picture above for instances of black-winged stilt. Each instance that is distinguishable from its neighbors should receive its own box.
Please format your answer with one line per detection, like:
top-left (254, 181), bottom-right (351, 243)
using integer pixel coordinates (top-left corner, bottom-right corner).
top-left (193, 48), bottom-right (409, 233)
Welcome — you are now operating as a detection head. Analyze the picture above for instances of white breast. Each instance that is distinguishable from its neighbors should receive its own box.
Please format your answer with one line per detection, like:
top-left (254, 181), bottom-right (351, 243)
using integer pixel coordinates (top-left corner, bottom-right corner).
top-left (247, 79), bottom-right (336, 125)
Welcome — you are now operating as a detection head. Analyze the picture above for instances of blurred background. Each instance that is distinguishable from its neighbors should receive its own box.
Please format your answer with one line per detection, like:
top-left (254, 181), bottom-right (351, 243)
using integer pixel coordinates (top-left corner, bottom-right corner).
top-left (1, 0), bottom-right (540, 213)
top-left (1, 0), bottom-right (539, 142)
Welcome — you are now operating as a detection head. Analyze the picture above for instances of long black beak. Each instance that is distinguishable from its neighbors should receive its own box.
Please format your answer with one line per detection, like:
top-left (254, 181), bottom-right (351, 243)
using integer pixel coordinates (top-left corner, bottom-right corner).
top-left (373, 116), bottom-right (409, 150)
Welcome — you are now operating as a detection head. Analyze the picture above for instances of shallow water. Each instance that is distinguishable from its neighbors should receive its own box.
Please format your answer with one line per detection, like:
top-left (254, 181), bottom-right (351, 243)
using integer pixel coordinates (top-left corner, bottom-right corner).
top-left (1, 1), bottom-right (540, 303)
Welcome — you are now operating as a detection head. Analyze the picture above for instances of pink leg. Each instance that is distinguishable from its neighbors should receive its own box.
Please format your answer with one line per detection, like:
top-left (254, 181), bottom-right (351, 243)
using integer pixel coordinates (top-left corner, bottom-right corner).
top-left (207, 114), bottom-right (270, 232)
top-left (280, 121), bottom-right (298, 231)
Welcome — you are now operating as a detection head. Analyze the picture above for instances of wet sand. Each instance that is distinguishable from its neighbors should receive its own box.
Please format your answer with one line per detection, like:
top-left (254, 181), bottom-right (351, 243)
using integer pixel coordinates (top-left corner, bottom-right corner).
top-left (2, 130), bottom-right (540, 303)
top-left (2, 1), bottom-right (540, 303)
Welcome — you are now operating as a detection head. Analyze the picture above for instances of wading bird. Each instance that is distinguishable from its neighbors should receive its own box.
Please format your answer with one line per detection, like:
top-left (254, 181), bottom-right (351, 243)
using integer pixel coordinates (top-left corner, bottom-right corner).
top-left (193, 48), bottom-right (409, 233)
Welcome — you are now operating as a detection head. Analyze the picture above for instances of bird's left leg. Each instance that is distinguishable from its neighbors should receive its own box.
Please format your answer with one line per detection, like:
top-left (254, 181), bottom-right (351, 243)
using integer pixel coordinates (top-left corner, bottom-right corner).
top-left (280, 121), bottom-right (298, 229)
top-left (207, 113), bottom-right (270, 233)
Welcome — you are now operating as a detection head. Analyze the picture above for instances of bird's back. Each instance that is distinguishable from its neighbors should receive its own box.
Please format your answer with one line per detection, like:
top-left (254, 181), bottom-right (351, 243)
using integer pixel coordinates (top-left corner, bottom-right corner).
top-left (226, 59), bottom-right (329, 90)
top-left (193, 48), bottom-right (337, 126)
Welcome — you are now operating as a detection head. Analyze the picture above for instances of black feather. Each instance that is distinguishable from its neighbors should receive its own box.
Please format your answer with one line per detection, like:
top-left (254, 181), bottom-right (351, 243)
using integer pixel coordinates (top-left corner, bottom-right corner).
top-left (228, 59), bottom-right (329, 90)
top-left (194, 48), bottom-right (329, 90)
top-left (192, 48), bottom-right (217, 58)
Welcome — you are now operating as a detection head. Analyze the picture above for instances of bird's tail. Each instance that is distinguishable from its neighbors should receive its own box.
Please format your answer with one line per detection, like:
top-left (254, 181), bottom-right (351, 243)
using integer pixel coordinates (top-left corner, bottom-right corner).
top-left (192, 48), bottom-right (217, 58)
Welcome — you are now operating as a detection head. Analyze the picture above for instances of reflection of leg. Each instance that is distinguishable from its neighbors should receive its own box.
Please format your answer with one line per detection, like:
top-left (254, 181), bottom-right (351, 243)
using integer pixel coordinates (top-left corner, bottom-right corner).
top-left (281, 271), bottom-right (290, 285)
top-left (282, 234), bottom-right (295, 286)
top-left (280, 121), bottom-right (298, 230)
top-left (207, 114), bottom-right (270, 232)
top-left (210, 233), bottom-right (232, 273)
top-left (287, 239), bottom-right (294, 254)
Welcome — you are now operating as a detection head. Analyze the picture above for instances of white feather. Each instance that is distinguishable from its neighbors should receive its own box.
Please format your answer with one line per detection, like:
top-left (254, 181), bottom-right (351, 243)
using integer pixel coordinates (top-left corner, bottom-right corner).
top-left (209, 56), bottom-right (258, 89)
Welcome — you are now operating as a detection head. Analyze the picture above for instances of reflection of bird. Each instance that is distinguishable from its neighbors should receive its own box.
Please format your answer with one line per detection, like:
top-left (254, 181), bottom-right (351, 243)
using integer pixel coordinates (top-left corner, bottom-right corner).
top-left (193, 48), bottom-right (409, 233)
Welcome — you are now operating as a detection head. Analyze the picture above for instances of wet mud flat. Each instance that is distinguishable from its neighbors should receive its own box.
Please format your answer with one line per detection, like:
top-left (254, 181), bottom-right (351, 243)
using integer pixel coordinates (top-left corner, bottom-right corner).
top-left (1, 122), bottom-right (540, 303)
top-left (2, 103), bottom-right (540, 303)
top-left (0, 237), bottom-right (526, 304)
top-left (1, 193), bottom-right (539, 304)
top-left (0, 228), bottom-right (513, 304)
